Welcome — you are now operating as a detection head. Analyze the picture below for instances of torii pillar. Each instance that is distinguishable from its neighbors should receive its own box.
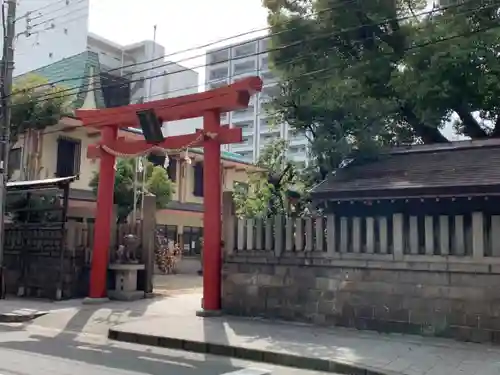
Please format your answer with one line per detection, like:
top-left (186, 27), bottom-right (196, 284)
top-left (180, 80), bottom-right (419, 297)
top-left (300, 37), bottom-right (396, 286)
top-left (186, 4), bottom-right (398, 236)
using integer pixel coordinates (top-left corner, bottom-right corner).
top-left (77, 77), bottom-right (262, 313)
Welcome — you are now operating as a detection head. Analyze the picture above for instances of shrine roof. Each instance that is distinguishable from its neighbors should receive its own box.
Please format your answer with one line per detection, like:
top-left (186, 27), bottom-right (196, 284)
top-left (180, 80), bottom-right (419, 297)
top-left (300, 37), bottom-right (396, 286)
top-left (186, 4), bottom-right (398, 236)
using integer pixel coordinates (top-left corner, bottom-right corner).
top-left (311, 139), bottom-right (500, 201)
top-left (14, 51), bottom-right (105, 109)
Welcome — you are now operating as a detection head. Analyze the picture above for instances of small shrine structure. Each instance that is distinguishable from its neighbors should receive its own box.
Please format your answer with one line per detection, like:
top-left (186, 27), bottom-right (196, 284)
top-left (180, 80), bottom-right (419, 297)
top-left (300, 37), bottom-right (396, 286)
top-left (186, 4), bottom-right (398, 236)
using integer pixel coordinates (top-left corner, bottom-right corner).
top-left (76, 76), bottom-right (262, 313)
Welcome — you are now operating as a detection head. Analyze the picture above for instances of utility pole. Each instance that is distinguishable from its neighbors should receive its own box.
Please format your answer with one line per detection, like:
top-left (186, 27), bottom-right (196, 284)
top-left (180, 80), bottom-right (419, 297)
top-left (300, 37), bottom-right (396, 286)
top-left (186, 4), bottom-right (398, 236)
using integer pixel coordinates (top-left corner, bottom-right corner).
top-left (0, 0), bottom-right (17, 299)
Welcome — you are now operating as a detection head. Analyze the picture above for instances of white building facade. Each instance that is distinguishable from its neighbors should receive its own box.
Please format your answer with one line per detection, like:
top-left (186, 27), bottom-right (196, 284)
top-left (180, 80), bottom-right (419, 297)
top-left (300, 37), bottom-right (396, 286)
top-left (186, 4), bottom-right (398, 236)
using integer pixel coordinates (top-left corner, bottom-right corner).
top-left (87, 33), bottom-right (200, 136)
top-left (4, 0), bottom-right (200, 135)
top-left (205, 36), bottom-right (309, 167)
top-left (10, 0), bottom-right (91, 76)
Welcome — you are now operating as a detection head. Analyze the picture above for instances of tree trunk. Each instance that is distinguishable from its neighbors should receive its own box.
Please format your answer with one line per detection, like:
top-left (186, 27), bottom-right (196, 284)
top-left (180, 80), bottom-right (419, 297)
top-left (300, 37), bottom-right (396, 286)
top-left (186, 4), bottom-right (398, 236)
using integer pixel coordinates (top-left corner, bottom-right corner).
top-left (454, 106), bottom-right (488, 139)
top-left (491, 114), bottom-right (500, 137)
top-left (400, 105), bottom-right (449, 143)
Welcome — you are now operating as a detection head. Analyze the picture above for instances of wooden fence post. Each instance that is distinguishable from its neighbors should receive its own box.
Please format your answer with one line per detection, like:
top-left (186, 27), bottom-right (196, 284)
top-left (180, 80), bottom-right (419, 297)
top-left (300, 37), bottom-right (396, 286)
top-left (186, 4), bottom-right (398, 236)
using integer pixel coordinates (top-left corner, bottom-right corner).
top-left (222, 191), bottom-right (235, 256)
top-left (141, 194), bottom-right (156, 295)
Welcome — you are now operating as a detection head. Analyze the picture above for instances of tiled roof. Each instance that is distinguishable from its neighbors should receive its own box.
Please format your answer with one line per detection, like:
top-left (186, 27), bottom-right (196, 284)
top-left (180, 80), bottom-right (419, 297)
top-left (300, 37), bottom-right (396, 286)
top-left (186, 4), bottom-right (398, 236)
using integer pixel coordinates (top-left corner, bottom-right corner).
top-left (14, 51), bottom-right (105, 110)
top-left (311, 139), bottom-right (500, 199)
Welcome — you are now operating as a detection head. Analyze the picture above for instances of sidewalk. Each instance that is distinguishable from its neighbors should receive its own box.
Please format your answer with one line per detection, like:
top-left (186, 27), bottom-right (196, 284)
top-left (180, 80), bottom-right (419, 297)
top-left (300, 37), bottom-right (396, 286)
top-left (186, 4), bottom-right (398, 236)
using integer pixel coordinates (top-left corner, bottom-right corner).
top-left (108, 294), bottom-right (500, 375)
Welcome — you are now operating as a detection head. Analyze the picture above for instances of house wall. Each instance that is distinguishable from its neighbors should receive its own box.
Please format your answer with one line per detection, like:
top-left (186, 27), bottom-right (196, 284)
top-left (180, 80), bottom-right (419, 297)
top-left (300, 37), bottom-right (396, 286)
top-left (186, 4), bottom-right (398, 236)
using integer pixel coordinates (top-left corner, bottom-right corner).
top-left (222, 211), bottom-right (500, 344)
top-left (10, 121), bottom-right (256, 229)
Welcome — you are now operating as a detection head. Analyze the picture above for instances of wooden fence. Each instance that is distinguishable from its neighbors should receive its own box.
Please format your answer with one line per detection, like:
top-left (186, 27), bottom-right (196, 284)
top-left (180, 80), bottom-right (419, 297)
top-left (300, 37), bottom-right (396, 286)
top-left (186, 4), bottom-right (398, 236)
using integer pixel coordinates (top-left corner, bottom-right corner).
top-left (65, 221), bottom-right (142, 264)
top-left (226, 211), bottom-right (500, 260)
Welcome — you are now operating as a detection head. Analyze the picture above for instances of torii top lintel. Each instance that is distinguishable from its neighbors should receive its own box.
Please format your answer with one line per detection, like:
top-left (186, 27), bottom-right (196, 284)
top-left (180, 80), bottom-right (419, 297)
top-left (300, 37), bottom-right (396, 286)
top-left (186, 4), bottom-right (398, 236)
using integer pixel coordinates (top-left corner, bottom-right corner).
top-left (75, 76), bottom-right (263, 129)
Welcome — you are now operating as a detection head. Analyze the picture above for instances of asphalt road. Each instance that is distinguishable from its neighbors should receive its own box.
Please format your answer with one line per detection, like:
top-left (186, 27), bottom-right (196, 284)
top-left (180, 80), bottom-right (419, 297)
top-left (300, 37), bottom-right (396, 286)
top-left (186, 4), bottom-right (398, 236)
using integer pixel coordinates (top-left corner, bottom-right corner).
top-left (0, 322), bottom-right (333, 375)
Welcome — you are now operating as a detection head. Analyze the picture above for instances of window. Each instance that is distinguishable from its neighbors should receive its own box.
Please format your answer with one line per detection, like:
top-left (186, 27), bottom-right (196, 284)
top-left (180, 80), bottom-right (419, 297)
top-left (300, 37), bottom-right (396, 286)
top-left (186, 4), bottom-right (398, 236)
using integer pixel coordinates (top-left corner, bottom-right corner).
top-left (100, 72), bottom-right (131, 107)
top-left (8, 147), bottom-right (21, 176)
top-left (182, 226), bottom-right (203, 255)
top-left (233, 60), bottom-right (256, 76)
top-left (234, 42), bottom-right (256, 58)
top-left (167, 158), bottom-right (177, 182)
top-left (208, 49), bottom-right (229, 65)
top-left (209, 67), bottom-right (228, 81)
top-left (157, 225), bottom-right (178, 244)
top-left (193, 162), bottom-right (204, 197)
top-left (232, 106), bottom-right (254, 118)
top-left (56, 137), bottom-right (81, 178)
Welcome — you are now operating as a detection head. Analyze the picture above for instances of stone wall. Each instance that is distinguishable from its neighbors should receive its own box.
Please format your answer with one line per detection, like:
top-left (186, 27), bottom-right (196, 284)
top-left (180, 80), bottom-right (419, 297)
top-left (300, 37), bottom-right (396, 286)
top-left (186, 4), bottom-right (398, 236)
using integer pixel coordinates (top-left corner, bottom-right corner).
top-left (223, 255), bottom-right (500, 343)
top-left (221, 214), bottom-right (500, 343)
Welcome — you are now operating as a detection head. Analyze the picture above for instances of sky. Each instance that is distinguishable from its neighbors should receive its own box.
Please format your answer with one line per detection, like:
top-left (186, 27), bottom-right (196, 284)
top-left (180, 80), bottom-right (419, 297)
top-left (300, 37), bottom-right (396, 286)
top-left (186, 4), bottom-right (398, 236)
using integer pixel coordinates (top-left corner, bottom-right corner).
top-left (88, 0), bottom-right (269, 82)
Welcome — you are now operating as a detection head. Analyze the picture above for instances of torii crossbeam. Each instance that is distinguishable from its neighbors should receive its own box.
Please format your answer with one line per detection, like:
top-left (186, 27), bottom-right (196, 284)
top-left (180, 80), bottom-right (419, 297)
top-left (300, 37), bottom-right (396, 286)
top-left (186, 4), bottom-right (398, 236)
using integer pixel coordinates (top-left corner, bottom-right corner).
top-left (76, 76), bottom-right (263, 313)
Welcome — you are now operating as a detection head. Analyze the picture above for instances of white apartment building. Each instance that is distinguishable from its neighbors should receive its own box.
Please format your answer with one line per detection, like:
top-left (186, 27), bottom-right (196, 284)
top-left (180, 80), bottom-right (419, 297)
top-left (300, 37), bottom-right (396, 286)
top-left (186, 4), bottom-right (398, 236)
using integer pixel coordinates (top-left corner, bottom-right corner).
top-left (205, 37), bottom-right (309, 167)
top-left (4, 0), bottom-right (200, 135)
top-left (86, 33), bottom-right (200, 136)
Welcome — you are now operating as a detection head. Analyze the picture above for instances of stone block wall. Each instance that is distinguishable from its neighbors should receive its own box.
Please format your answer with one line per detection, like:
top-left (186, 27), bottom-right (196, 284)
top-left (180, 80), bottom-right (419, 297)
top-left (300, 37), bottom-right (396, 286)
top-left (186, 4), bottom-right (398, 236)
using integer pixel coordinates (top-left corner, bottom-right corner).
top-left (222, 255), bottom-right (500, 343)
top-left (221, 213), bottom-right (500, 343)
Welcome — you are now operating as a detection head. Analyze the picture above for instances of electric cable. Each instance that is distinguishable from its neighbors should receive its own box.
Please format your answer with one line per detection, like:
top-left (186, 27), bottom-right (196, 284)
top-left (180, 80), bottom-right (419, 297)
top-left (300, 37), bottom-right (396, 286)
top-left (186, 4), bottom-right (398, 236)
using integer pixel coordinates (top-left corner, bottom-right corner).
top-left (10, 0), bottom-right (478, 96)
top-left (27, 21), bottom-right (499, 140)
top-left (12, 0), bottom-right (496, 109)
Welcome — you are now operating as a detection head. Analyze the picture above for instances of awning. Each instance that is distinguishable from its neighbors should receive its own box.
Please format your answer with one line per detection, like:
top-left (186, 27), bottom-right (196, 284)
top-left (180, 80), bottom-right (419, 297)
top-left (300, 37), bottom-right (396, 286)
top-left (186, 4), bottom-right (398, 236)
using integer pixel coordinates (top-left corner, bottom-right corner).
top-left (6, 176), bottom-right (77, 192)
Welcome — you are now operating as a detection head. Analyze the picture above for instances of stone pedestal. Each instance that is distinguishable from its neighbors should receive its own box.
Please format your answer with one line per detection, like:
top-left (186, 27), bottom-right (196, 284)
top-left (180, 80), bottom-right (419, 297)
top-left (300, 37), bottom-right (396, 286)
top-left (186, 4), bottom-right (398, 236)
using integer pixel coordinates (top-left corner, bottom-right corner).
top-left (107, 263), bottom-right (145, 301)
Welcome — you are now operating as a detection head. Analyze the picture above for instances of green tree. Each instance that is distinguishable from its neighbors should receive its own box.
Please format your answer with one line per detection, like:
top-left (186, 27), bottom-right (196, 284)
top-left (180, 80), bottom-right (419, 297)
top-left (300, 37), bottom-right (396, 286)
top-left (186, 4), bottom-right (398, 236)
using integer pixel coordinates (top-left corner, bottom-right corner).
top-left (233, 139), bottom-right (305, 218)
top-left (89, 158), bottom-right (175, 223)
top-left (9, 74), bottom-right (72, 178)
top-left (263, 0), bottom-right (500, 177)
top-left (11, 74), bottom-right (72, 144)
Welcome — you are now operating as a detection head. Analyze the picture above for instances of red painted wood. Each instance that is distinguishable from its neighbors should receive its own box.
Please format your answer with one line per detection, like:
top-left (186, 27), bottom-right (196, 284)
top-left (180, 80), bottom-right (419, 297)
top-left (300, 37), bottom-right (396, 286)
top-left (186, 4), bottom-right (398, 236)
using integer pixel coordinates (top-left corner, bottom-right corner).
top-left (88, 126), bottom-right (117, 299)
top-left (87, 127), bottom-right (242, 159)
top-left (202, 110), bottom-right (222, 311)
top-left (76, 77), bottom-right (262, 129)
top-left (81, 76), bottom-right (262, 304)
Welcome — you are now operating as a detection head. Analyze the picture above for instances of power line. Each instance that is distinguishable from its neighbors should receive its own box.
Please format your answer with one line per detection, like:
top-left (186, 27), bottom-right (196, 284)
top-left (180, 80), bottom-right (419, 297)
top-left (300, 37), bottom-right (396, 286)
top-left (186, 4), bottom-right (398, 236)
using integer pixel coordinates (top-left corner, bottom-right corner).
top-left (28, 21), bottom-right (500, 139)
top-left (26, 1), bottom-right (87, 32)
top-left (10, 0), bottom-right (434, 94)
top-left (10, 0), bottom-right (484, 102)
top-left (14, 0), bottom-right (69, 22)
top-left (10, 0), bottom-right (493, 106)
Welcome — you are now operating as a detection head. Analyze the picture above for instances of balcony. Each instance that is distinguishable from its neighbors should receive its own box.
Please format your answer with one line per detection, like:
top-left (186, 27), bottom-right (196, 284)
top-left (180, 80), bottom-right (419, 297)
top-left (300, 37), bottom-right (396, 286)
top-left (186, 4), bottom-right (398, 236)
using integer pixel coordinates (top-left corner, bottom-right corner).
top-left (260, 134), bottom-right (279, 147)
top-left (288, 131), bottom-right (308, 145)
top-left (288, 147), bottom-right (307, 161)
top-left (259, 119), bottom-right (280, 134)
top-left (233, 120), bottom-right (254, 136)
top-left (232, 106), bottom-right (255, 120)
top-left (232, 137), bottom-right (253, 151)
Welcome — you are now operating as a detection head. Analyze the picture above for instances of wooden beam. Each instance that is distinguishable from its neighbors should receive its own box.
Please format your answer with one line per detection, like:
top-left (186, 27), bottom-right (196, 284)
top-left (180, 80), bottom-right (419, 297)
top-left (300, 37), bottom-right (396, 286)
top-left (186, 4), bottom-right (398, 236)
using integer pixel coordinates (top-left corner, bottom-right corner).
top-left (76, 77), bottom-right (262, 129)
top-left (87, 127), bottom-right (243, 159)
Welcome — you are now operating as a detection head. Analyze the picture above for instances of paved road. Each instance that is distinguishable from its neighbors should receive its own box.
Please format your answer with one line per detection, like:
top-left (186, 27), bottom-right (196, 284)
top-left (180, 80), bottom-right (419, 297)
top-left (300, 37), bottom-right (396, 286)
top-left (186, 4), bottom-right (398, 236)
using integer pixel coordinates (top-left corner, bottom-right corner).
top-left (0, 323), bottom-right (332, 375)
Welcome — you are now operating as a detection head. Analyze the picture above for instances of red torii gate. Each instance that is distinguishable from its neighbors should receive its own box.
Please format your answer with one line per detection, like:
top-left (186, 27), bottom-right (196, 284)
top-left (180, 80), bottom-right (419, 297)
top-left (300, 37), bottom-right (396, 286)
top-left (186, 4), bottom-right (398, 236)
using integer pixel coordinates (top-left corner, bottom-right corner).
top-left (76, 76), bottom-right (263, 312)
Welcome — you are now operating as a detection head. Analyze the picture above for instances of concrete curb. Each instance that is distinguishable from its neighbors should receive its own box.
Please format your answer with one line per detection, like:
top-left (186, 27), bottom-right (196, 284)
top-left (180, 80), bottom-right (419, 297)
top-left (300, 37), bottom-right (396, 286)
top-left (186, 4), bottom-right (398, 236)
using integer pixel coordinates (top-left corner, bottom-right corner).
top-left (0, 311), bottom-right (47, 323)
top-left (108, 328), bottom-right (395, 375)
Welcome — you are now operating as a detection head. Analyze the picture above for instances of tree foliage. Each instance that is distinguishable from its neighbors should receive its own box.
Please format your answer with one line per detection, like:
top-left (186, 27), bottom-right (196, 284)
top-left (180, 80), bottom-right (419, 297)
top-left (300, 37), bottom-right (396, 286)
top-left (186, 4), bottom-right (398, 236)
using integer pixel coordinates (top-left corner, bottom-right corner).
top-left (233, 139), bottom-right (306, 218)
top-left (263, 0), bottom-right (500, 177)
top-left (11, 74), bottom-right (72, 145)
top-left (89, 158), bottom-right (175, 223)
